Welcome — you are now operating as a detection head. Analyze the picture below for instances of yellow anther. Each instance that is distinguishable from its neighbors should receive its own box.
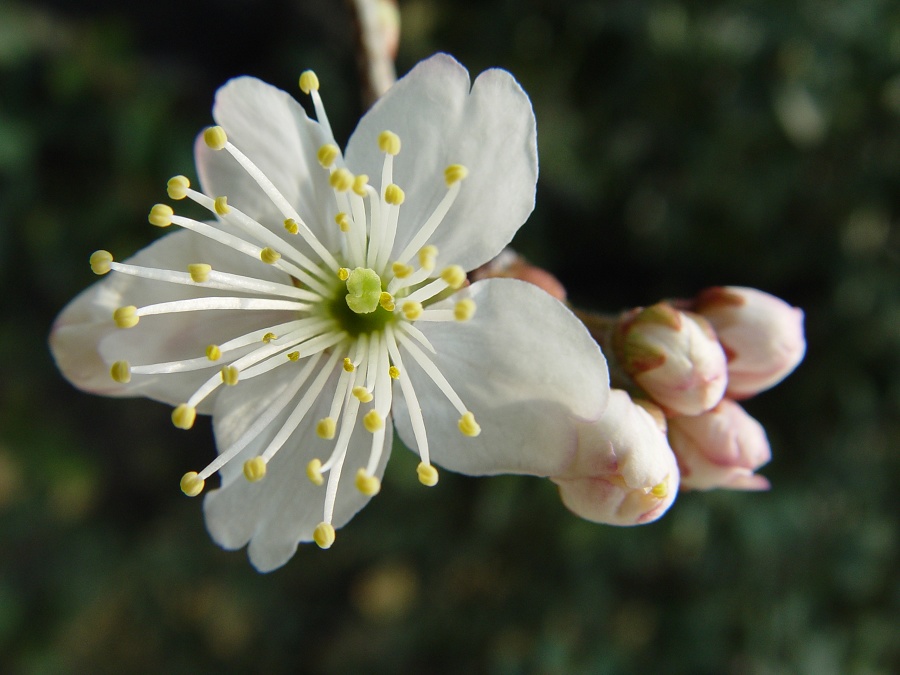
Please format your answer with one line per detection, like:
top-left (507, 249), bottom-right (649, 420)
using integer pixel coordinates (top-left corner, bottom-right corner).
top-left (172, 404), bottom-right (197, 430)
top-left (651, 481), bottom-right (668, 498)
top-left (384, 183), bottom-right (405, 205)
top-left (167, 175), bottom-right (190, 200)
top-left (203, 125), bottom-right (228, 150)
top-left (262, 332), bottom-right (277, 343)
top-left (441, 265), bottom-right (467, 289)
top-left (299, 70), bottom-right (320, 94)
top-left (353, 174), bottom-right (369, 196)
top-left (355, 468), bottom-right (382, 496)
top-left (214, 196), bottom-right (231, 215)
top-left (110, 360), bottom-right (131, 384)
top-left (379, 292), bottom-right (395, 312)
top-left (243, 457), bottom-right (267, 483)
top-left (221, 365), bottom-right (239, 386)
top-left (337, 267), bottom-right (350, 281)
top-left (378, 130), bottom-right (401, 155)
top-left (458, 411), bottom-right (481, 437)
top-left (113, 306), bottom-right (139, 329)
top-left (353, 386), bottom-right (374, 403)
top-left (148, 203), bottom-right (174, 227)
top-left (389, 365), bottom-right (400, 379)
top-left (330, 168), bottom-right (354, 192)
top-left (90, 250), bottom-right (113, 275)
top-left (316, 418), bottom-right (336, 440)
top-left (363, 410), bottom-right (384, 433)
top-left (391, 261), bottom-right (414, 278)
top-left (417, 462), bottom-right (439, 487)
top-left (335, 212), bottom-right (351, 232)
top-left (188, 263), bottom-right (212, 283)
top-left (180, 471), bottom-right (205, 497)
top-left (419, 245), bottom-right (438, 270)
top-left (206, 344), bottom-right (222, 361)
top-left (444, 164), bottom-right (469, 186)
top-left (317, 143), bottom-right (340, 168)
top-left (283, 218), bottom-right (299, 234)
top-left (402, 301), bottom-right (423, 321)
top-left (287, 351), bottom-right (300, 362)
top-left (342, 357), bottom-right (355, 372)
top-left (454, 298), bottom-right (477, 322)
top-left (313, 522), bottom-right (335, 549)
top-left (307, 458), bottom-right (325, 485)
top-left (260, 247), bottom-right (281, 264)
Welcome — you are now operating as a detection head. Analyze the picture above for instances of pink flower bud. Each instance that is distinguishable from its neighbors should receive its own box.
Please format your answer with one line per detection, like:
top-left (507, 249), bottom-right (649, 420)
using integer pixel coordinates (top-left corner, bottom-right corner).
top-left (667, 398), bottom-right (771, 491)
top-left (470, 248), bottom-right (567, 301)
top-left (552, 390), bottom-right (679, 526)
top-left (693, 286), bottom-right (805, 399)
top-left (614, 303), bottom-right (728, 415)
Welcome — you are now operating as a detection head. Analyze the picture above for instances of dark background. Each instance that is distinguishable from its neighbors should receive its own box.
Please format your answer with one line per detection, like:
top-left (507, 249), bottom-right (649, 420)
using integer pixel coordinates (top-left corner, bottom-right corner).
top-left (1, 0), bottom-right (897, 672)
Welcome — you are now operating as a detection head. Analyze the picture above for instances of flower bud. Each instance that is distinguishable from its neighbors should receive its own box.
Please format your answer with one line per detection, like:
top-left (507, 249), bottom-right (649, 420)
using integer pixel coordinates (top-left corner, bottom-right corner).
top-left (614, 303), bottom-right (727, 415)
top-left (552, 390), bottom-right (679, 526)
top-left (692, 286), bottom-right (806, 399)
top-left (470, 248), bottom-right (567, 301)
top-left (667, 398), bottom-right (771, 491)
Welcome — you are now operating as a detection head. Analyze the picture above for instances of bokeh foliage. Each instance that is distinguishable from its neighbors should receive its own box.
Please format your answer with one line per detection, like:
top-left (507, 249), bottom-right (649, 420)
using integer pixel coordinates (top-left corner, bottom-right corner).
top-left (0, 0), bottom-right (897, 673)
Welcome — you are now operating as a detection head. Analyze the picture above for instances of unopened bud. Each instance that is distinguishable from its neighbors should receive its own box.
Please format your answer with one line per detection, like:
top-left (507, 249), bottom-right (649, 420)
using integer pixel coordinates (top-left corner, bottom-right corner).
top-left (614, 303), bottom-right (727, 416)
top-left (692, 286), bottom-right (806, 399)
top-left (667, 398), bottom-right (771, 491)
top-left (551, 390), bottom-right (679, 526)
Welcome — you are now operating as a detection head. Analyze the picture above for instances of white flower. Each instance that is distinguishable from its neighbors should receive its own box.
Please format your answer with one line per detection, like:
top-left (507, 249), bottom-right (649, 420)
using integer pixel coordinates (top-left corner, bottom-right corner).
top-left (49, 54), bottom-right (610, 571)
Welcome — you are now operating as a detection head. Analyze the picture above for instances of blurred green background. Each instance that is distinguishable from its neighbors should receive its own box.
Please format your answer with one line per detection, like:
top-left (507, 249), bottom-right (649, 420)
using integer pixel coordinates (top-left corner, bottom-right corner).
top-left (1, 0), bottom-right (897, 672)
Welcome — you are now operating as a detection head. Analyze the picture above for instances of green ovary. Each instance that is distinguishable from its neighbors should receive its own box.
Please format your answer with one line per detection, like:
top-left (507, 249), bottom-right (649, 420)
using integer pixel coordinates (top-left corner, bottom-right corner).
top-left (345, 267), bottom-right (382, 314)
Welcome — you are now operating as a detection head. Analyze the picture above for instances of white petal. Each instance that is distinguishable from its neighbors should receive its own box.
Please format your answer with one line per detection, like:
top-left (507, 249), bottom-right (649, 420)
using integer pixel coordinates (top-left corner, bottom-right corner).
top-left (204, 365), bottom-right (391, 572)
top-left (198, 77), bottom-right (337, 250)
top-left (392, 278), bottom-right (608, 476)
top-left (345, 54), bottom-right (537, 270)
top-left (49, 229), bottom-right (292, 409)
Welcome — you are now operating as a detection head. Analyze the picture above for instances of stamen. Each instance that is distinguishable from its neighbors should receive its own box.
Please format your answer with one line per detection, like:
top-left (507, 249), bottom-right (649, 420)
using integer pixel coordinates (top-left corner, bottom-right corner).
top-left (90, 250), bottom-right (113, 275)
top-left (392, 262), bottom-right (414, 278)
top-left (172, 404), bottom-right (197, 430)
top-left (148, 204), bottom-right (174, 228)
top-left (384, 325), bottom-right (431, 465)
top-left (287, 351), bottom-right (300, 361)
top-left (214, 196), bottom-right (231, 215)
top-left (402, 301), bottom-right (423, 321)
top-left (317, 144), bottom-right (340, 168)
top-left (335, 213), bottom-right (351, 232)
top-left (260, 247), bottom-right (281, 264)
top-left (167, 175), bottom-right (190, 200)
top-left (363, 410), bottom-right (384, 432)
top-left (441, 265), bottom-right (467, 289)
top-left (458, 411), bottom-right (481, 437)
top-left (206, 345), bottom-right (222, 360)
top-left (316, 418), bottom-right (336, 440)
top-left (352, 174), bottom-right (369, 196)
top-left (389, 366), bottom-right (400, 379)
top-left (342, 358), bottom-right (355, 372)
top-left (188, 263), bottom-right (212, 283)
top-left (417, 462), bottom-right (439, 487)
top-left (353, 386), bottom-right (374, 403)
top-left (298, 70), bottom-right (319, 94)
top-left (307, 458), bottom-right (325, 485)
top-left (262, 332), bottom-right (277, 343)
top-left (243, 457), bottom-right (267, 482)
top-left (113, 306), bottom-right (139, 329)
top-left (378, 130), bottom-right (401, 155)
top-left (299, 70), bottom-right (335, 143)
top-left (284, 218), bottom-right (300, 234)
top-left (454, 298), bottom-right (476, 321)
top-left (394, 328), bottom-right (468, 415)
top-left (379, 292), bottom-right (395, 312)
top-left (651, 481), bottom-right (668, 498)
top-left (313, 522), bottom-right (335, 549)
top-left (355, 468), bottom-right (381, 496)
top-left (419, 245), bottom-right (438, 271)
top-left (110, 360), bottom-right (131, 383)
top-left (444, 164), bottom-right (468, 186)
top-left (395, 170), bottom-right (465, 264)
top-left (220, 365), bottom-right (240, 386)
top-left (203, 126), bottom-right (228, 151)
top-left (384, 184), bottom-right (405, 205)
top-left (180, 471), bottom-right (205, 497)
top-left (330, 168), bottom-right (354, 192)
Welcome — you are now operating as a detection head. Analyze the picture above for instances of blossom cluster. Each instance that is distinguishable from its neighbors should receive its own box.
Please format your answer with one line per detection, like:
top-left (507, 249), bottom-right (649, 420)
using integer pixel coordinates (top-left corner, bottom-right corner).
top-left (49, 53), bottom-right (805, 571)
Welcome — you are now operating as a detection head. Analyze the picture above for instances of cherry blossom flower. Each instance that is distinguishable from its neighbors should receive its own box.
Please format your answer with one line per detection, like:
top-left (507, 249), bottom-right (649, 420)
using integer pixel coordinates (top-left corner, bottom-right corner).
top-left (49, 54), bottom-right (609, 571)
